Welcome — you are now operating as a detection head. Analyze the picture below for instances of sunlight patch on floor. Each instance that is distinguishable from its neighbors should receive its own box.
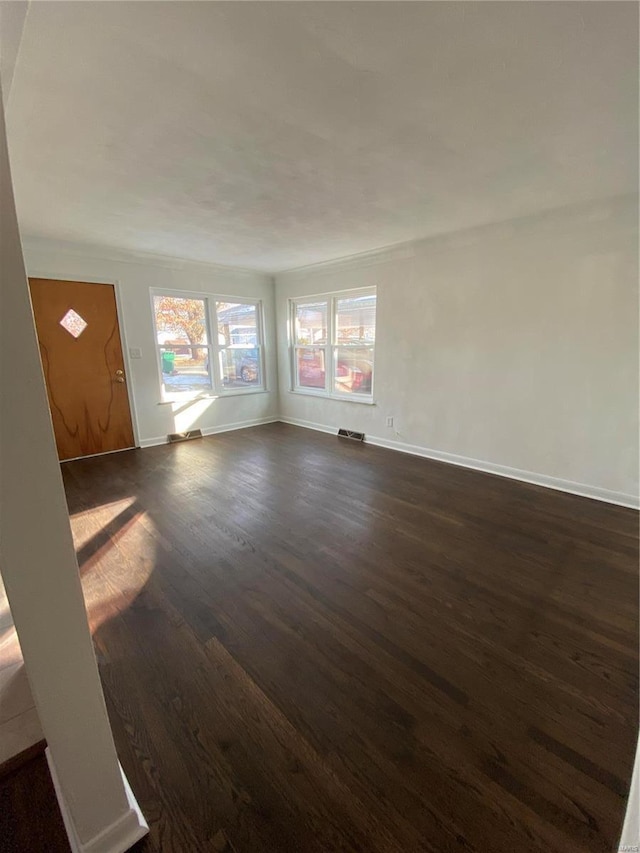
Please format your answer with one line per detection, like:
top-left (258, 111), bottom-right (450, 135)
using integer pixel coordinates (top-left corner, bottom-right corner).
top-left (69, 497), bottom-right (138, 550)
top-left (70, 501), bottom-right (158, 635)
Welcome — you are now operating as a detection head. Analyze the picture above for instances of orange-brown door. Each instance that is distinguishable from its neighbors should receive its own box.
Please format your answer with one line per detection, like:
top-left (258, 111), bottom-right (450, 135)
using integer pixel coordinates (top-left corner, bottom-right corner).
top-left (28, 278), bottom-right (135, 461)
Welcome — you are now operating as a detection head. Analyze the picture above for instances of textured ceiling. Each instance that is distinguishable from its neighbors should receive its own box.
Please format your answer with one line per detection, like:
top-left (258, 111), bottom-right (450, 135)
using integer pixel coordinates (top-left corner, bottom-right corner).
top-left (6, 1), bottom-right (638, 272)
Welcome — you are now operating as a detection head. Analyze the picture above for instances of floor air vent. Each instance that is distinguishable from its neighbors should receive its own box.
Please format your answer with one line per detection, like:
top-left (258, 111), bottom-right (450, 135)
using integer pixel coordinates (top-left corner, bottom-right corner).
top-left (168, 429), bottom-right (203, 443)
top-left (338, 428), bottom-right (365, 442)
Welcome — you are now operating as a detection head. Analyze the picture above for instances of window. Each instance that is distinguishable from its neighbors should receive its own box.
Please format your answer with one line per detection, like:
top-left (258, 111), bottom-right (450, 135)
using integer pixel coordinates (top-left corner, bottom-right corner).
top-left (152, 292), bottom-right (264, 400)
top-left (291, 288), bottom-right (376, 401)
top-left (216, 301), bottom-right (262, 390)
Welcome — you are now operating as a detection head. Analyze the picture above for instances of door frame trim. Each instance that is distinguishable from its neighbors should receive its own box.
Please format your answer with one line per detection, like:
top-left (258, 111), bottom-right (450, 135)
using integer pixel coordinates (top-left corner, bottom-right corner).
top-left (26, 273), bottom-right (141, 450)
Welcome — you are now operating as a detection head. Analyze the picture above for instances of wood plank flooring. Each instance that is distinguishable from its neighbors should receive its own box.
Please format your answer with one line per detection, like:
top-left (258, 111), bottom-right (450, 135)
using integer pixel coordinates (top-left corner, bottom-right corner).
top-left (61, 423), bottom-right (639, 853)
top-left (0, 742), bottom-right (70, 852)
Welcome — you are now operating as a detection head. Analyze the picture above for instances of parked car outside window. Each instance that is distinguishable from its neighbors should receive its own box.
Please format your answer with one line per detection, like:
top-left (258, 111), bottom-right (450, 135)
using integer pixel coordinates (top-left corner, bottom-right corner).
top-left (205, 348), bottom-right (260, 386)
top-left (298, 350), bottom-right (372, 393)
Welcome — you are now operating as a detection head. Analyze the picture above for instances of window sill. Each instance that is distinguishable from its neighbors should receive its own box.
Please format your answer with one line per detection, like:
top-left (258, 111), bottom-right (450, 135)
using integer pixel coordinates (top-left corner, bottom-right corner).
top-left (288, 389), bottom-right (376, 406)
top-left (158, 389), bottom-right (268, 405)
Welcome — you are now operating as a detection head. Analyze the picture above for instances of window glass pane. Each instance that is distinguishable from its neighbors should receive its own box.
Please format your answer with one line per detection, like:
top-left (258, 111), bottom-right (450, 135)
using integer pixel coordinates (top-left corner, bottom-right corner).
top-left (335, 294), bottom-right (376, 344)
top-left (296, 347), bottom-right (326, 389)
top-left (159, 346), bottom-right (212, 395)
top-left (219, 347), bottom-right (261, 388)
top-left (295, 302), bottom-right (328, 345)
top-left (217, 302), bottom-right (259, 347)
top-left (334, 346), bottom-right (374, 395)
top-left (153, 295), bottom-right (209, 346)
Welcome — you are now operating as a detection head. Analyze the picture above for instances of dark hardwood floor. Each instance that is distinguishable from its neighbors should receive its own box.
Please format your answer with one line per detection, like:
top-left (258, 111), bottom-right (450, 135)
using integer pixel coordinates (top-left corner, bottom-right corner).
top-left (0, 742), bottom-right (70, 852)
top-left (61, 422), bottom-right (638, 853)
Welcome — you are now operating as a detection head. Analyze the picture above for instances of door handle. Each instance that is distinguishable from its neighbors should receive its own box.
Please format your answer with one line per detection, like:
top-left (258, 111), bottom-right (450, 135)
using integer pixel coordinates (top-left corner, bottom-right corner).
top-left (115, 369), bottom-right (125, 383)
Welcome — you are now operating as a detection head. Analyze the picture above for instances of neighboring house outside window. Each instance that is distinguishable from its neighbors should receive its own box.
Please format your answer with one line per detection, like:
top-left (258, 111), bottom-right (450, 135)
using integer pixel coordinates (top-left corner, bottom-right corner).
top-left (290, 288), bottom-right (376, 402)
top-left (151, 291), bottom-right (265, 401)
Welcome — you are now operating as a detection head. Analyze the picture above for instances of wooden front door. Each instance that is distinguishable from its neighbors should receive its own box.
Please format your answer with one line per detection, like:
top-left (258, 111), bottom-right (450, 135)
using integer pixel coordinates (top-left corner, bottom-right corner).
top-left (29, 278), bottom-right (135, 461)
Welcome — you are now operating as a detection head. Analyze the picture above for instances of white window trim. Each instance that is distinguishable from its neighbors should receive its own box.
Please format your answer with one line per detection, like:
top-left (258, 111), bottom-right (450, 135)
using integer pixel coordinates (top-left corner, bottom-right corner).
top-left (289, 286), bottom-right (376, 404)
top-left (150, 288), bottom-right (266, 403)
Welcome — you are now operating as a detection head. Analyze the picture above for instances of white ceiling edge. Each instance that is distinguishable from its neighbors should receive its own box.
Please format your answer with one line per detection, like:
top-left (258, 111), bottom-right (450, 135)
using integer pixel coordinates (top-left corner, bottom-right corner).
top-left (21, 192), bottom-right (637, 285)
top-left (20, 234), bottom-right (274, 281)
top-left (273, 193), bottom-right (639, 279)
top-left (0, 1), bottom-right (29, 107)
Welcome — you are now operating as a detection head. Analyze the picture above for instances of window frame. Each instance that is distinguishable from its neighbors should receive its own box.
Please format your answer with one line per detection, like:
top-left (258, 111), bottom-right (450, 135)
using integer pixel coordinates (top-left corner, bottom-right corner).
top-left (150, 288), bottom-right (266, 403)
top-left (289, 287), bottom-right (376, 404)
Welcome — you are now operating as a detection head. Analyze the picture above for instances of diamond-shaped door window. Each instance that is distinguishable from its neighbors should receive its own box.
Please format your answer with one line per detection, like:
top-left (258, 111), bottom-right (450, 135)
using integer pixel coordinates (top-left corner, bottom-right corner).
top-left (59, 308), bottom-right (88, 338)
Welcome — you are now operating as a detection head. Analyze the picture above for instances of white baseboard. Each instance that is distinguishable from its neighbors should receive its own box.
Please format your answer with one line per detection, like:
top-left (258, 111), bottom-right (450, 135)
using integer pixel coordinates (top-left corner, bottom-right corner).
top-left (619, 735), bottom-right (640, 850)
top-left (46, 748), bottom-right (148, 853)
top-left (277, 416), bottom-right (337, 437)
top-left (138, 436), bottom-right (167, 448)
top-left (278, 417), bottom-right (639, 509)
top-left (201, 415), bottom-right (279, 437)
top-left (138, 416), bottom-right (279, 448)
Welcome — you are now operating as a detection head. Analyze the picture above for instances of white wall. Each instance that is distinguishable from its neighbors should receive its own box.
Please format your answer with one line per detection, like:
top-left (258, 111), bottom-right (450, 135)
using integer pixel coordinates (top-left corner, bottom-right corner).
top-left (276, 195), bottom-right (639, 505)
top-left (23, 239), bottom-right (279, 446)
